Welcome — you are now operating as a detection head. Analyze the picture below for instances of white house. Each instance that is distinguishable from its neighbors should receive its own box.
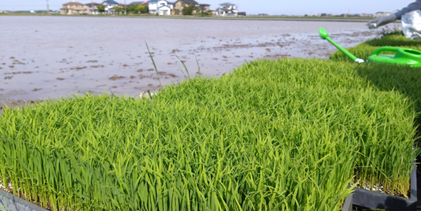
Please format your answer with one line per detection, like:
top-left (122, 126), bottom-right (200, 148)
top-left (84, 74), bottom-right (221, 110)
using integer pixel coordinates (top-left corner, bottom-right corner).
top-left (149, 0), bottom-right (173, 15)
top-left (86, 2), bottom-right (100, 15)
top-left (216, 2), bottom-right (237, 16)
top-left (101, 0), bottom-right (119, 13)
top-left (374, 12), bottom-right (392, 18)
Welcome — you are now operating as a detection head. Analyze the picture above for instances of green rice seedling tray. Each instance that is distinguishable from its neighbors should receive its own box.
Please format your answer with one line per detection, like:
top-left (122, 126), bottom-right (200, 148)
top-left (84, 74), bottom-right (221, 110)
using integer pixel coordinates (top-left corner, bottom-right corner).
top-left (352, 165), bottom-right (417, 211)
top-left (0, 59), bottom-right (416, 210)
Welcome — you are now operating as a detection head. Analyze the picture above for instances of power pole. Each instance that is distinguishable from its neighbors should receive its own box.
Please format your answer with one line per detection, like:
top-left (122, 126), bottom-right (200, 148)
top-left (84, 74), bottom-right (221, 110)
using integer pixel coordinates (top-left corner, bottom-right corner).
top-left (46, 0), bottom-right (50, 14)
top-left (124, 0), bottom-right (127, 15)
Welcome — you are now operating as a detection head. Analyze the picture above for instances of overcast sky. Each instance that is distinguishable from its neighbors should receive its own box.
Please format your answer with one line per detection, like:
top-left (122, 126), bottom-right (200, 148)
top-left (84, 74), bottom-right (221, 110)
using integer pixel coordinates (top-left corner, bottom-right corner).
top-left (0, 0), bottom-right (416, 15)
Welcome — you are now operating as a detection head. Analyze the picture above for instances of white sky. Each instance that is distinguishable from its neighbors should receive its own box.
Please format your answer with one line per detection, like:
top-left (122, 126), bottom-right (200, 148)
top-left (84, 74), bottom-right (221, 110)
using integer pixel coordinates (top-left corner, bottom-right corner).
top-left (0, 0), bottom-right (416, 15)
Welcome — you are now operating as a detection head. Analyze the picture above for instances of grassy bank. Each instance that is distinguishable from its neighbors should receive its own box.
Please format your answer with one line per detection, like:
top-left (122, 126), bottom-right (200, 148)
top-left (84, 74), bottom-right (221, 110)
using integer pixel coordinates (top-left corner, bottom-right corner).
top-left (0, 57), bottom-right (418, 210)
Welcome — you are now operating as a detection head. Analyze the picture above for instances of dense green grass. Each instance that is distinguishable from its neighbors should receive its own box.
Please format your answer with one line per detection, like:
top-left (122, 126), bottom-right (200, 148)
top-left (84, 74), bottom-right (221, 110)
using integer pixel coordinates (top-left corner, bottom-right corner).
top-left (0, 58), bottom-right (417, 210)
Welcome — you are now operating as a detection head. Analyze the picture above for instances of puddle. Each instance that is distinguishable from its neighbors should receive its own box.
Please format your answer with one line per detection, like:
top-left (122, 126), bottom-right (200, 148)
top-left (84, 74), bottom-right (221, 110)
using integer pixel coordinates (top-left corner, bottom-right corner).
top-left (0, 16), bottom-right (386, 108)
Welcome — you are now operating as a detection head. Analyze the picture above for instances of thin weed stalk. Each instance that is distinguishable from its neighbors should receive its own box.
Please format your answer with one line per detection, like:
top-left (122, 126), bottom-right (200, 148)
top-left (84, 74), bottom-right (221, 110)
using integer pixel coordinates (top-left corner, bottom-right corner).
top-left (195, 56), bottom-right (201, 77)
top-left (145, 42), bottom-right (162, 87)
top-left (175, 55), bottom-right (190, 79)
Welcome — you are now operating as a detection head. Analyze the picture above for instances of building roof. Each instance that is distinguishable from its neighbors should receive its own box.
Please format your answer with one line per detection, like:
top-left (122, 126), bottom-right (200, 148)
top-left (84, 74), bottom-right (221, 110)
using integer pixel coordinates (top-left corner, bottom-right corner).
top-left (63, 2), bottom-right (84, 5)
top-left (219, 2), bottom-right (235, 6)
top-left (128, 1), bottom-right (144, 5)
top-left (177, 0), bottom-right (198, 4)
top-left (85, 2), bottom-right (100, 5)
top-left (196, 4), bottom-right (209, 10)
top-left (102, 0), bottom-right (119, 5)
top-left (158, 5), bottom-right (171, 9)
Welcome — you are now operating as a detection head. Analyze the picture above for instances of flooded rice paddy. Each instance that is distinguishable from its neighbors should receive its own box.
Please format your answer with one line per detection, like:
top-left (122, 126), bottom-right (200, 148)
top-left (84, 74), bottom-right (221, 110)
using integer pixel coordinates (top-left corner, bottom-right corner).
top-left (1, 16), bottom-right (383, 108)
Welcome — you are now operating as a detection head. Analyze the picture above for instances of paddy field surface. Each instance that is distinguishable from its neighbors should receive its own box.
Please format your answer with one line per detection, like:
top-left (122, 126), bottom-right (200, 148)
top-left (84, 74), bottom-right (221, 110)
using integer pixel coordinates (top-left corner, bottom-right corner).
top-left (0, 16), bottom-right (385, 108)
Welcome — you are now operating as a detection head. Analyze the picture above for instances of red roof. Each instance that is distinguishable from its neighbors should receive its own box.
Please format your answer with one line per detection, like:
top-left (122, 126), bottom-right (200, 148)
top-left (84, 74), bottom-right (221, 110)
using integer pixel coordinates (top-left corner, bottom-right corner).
top-left (142, 2), bottom-right (148, 5)
top-left (63, 2), bottom-right (84, 5)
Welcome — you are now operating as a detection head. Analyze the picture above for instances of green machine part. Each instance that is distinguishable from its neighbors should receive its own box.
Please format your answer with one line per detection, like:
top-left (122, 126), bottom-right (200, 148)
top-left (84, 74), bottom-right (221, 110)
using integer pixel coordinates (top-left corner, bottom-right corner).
top-left (368, 46), bottom-right (421, 67)
top-left (319, 28), bottom-right (363, 63)
top-left (319, 27), bottom-right (421, 67)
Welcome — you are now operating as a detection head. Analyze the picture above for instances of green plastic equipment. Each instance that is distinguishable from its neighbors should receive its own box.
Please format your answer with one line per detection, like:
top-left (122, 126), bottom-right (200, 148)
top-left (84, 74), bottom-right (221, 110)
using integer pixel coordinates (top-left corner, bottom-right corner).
top-left (319, 27), bottom-right (421, 67)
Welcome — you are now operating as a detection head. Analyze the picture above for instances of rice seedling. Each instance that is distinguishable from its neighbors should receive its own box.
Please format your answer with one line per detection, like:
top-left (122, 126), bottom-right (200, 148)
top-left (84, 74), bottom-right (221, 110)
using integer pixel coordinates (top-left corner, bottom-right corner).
top-left (0, 58), bottom-right (417, 210)
top-left (329, 34), bottom-right (421, 130)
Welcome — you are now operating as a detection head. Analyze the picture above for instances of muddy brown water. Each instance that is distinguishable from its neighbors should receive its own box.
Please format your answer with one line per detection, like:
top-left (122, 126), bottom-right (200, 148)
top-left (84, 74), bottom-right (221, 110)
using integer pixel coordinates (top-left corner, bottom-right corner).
top-left (0, 16), bottom-right (384, 111)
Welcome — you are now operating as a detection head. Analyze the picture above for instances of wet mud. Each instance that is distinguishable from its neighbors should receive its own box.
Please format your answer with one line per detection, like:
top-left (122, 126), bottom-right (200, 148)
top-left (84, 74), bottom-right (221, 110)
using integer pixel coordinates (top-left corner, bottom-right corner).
top-left (0, 16), bottom-right (386, 111)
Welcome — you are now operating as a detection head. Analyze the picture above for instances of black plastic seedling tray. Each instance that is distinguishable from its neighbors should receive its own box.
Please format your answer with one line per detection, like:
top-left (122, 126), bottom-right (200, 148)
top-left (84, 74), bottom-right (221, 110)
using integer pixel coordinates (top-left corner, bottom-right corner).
top-left (342, 194), bottom-right (353, 211)
top-left (0, 188), bottom-right (48, 211)
top-left (352, 165), bottom-right (417, 211)
top-left (0, 167), bottom-right (414, 211)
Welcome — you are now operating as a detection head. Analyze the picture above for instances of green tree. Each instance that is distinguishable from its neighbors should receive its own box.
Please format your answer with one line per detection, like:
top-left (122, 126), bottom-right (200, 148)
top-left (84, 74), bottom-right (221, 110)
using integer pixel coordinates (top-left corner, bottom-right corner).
top-left (136, 5), bottom-right (148, 14)
top-left (194, 8), bottom-right (210, 17)
top-left (182, 4), bottom-right (195, 15)
top-left (141, 5), bottom-right (149, 13)
top-left (114, 6), bottom-right (122, 14)
top-left (97, 5), bottom-right (105, 13)
top-left (127, 5), bottom-right (138, 14)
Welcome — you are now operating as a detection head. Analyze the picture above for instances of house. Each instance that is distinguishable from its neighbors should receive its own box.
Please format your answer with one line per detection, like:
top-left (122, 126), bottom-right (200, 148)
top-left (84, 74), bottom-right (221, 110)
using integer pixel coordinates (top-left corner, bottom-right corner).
top-left (215, 2), bottom-right (237, 16)
top-left (361, 13), bottom-right (373, 17)
top-left (198, 3), bottom-right (210, 11)
top-left (172, 0), bottom-right (198, 15)
top-left (101, 0), bottom-right (119, 13)
top-left (118, 3), bottom-right (127, 13)
top-left (85, 2), bottom-right (100, 15)
top-left (191, 3), bottom-right (210, 15)
top-left (374, 12), bottom-right (391, 18)
top-left (167, 1), bottom-right (175, 10)
top-left (149, 0), bottom-right (173, 15)
top-left (60, 2), bottom-right (87, 15)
